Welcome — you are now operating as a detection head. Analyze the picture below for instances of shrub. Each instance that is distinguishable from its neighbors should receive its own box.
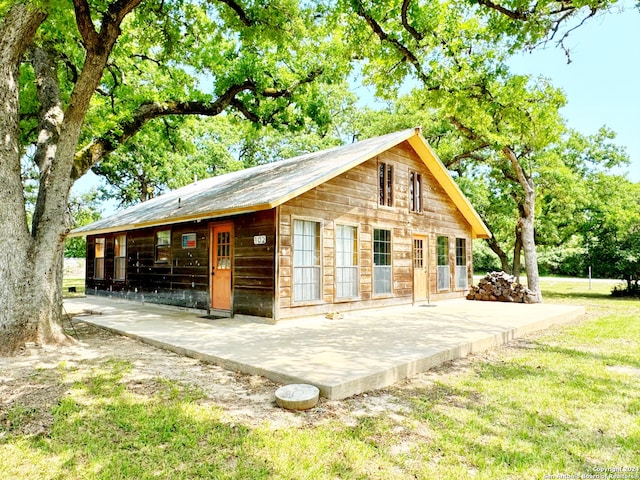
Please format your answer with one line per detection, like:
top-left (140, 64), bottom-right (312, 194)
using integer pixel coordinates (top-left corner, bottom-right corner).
top-left (611, 282), bottom-right (640, 298)
top-left (537, 246), bottom-right (586, 277)
top-left (473, 241), bottom-right (501, 273)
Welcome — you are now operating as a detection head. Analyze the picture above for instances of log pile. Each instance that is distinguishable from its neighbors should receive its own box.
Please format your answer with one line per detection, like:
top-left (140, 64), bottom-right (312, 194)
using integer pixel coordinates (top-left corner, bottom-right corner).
top-left (467, 271), bottom-right (536, 303)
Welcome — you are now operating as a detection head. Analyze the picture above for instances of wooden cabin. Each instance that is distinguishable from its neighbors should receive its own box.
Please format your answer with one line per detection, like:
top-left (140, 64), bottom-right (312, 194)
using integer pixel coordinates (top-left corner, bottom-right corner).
top-left (71, 128), bottom-right (491, 321)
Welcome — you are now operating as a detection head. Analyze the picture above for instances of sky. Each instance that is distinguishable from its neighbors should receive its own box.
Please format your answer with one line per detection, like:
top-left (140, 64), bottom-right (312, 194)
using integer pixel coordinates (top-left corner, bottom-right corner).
top-left (73, 2), bottom-right (640, 207)
top-left (509, 2), bottom-right (639, 182)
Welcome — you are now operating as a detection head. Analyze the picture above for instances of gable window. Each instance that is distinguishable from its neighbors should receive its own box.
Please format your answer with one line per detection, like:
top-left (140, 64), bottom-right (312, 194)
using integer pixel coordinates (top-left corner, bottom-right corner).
top-left (409, 171), bottom-right (422, 213)
top-left (94, 238), bottom-right (105, 279)
top-left (336, 225), bottom-right (358, 298)
top-left (293, 220), bottom-right (321, 302)
top-left (455, 238), bottom-right (468, 289)
top-left (378, 162), bottom-right (393, 207)
top-left (373, 228), bottom-right (392, 295)
top-left (437, 236), bottom-right (450, 291)
top-left (156, 230), bottom-right (171, 263)
top-left (114, 234), bottom-right (126, 281)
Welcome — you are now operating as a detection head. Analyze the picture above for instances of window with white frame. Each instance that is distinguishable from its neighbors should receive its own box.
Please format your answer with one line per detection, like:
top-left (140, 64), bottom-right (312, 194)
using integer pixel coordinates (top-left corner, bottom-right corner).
top-left (336, 225), bottom-right (358, 298)
top-left (94, 238), bottom-right (105, 279)
top-left (114, 234), bottom-right (126, 281)
top-left (437, 236), bottom-right (450, 290)
top-left (293, 220), bottom-right (321, 302)
top-left (455, 238), bottom-right (468, 289)
top-left (373, 228), bottom-right (392, 295)
top-left (156, 230), bottom-right (171, 263)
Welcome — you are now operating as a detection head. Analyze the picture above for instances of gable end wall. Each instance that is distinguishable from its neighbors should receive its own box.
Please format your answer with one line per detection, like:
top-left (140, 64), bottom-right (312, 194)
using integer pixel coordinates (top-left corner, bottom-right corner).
top-left (276, 141), bottom-right (474, 320)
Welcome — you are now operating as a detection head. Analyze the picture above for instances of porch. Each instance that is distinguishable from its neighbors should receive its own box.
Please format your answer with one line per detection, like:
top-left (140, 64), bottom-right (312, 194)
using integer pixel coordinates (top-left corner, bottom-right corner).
top-left (64, 296), bottom-right (584, 400)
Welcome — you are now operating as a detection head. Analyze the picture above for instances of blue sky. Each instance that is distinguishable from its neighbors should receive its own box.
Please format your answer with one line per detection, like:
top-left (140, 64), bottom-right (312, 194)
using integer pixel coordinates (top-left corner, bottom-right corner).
top-left (509, 2), bottom-right (639, 182)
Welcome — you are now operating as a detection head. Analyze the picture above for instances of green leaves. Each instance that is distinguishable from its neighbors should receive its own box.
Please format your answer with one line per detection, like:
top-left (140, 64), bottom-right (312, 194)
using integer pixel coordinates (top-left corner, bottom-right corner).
top-left (339, 0), bottom-right (630, 287)
top-left (93, 116), bottom-right (240, 205)
top-left (12, 0), bottom-right (357, 208)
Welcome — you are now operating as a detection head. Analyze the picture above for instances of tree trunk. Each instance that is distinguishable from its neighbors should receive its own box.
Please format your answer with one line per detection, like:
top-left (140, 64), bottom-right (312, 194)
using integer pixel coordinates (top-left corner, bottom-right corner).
top-left (520, 212), bottom-right (541, 301)
top-left (502, 146), bottom-right (542, 302)
top-left (512, 223), bottom-right (522, 282)
top-left (0, 3), bottom-right (72, 355)
top-left (485, 237), bottom-right (512, 273)
top-left (0, 0), bottom-right (142, 354)
top-left (0, 241), bottom-right (73, 356)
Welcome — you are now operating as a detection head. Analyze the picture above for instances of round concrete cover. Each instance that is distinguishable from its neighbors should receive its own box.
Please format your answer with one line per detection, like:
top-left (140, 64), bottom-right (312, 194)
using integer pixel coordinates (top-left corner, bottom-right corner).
top-left (275, 384), bottom-right (320, 410)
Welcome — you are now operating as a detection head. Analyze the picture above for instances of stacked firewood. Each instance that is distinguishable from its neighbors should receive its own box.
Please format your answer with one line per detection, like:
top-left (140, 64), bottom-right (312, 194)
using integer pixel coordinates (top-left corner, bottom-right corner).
top-left (467, 271), bottom-right (536, 303)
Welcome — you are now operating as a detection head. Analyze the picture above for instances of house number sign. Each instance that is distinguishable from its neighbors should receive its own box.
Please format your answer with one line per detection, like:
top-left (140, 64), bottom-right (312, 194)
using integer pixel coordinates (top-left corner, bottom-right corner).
top-left (253, 235), bottom-right (267, 245)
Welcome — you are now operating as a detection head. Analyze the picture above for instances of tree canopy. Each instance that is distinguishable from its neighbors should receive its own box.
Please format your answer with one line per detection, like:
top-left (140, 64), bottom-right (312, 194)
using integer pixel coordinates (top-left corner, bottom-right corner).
top-left (334, 0), bottom-right (626, 300)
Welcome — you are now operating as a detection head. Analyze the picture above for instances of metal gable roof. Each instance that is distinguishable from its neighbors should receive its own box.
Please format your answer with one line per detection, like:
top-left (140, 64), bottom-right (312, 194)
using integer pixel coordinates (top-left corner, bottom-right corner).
top-left (70, 127), bottom-right (491, 239)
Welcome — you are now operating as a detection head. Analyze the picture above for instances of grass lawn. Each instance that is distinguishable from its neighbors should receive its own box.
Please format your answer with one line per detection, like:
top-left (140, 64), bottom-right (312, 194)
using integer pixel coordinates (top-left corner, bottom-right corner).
top-left (2, 279), bottom-right (639, 479)
top-left (62, 277), bottom-right (85, 297)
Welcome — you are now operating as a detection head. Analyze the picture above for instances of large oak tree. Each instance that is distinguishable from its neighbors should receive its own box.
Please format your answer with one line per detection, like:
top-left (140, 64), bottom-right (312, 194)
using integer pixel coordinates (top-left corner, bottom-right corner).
top-left (0, 0), bottom-right (347, 355)
top-left (341, 0), bottom-right (618, 302)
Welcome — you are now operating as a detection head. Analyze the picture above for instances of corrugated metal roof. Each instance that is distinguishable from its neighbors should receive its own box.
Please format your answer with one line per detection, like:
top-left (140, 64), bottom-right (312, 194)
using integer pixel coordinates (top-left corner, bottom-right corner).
top-left (71, 127), bottom-right (491, 238)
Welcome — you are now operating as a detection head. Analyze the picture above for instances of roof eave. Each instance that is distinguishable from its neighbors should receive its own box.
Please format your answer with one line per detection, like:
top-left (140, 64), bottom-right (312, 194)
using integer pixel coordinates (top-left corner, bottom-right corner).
top-left (407, 135), bottom-right (492, 240)
top-left (68, 202), bottom-right (275, 237)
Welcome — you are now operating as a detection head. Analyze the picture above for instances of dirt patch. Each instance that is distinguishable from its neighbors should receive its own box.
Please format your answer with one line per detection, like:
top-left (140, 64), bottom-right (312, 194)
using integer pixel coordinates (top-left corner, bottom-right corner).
top-left (0, 319), bottom-right (519, 436)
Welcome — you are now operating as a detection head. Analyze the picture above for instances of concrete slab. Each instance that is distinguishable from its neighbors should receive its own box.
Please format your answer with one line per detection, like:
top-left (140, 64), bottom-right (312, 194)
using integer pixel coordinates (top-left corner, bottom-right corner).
top-left (64, 297), bottom-right (585, 400)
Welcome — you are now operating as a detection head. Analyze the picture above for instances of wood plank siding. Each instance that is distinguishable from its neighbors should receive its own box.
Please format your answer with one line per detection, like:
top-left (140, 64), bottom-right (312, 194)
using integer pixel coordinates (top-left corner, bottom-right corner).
top-left (86, 221), bottom-right (210, 309)
top-left (86, 211), bottom-right (277, 316)
top-left (275, 141), bottom-right (473, 320)
top-left (232, 210), bottom-right (276, 318)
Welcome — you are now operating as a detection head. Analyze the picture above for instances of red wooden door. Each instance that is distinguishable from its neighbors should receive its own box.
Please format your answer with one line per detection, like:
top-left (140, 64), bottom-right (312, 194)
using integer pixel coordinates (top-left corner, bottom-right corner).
top-left (210, 224), bottom-right (232, 310)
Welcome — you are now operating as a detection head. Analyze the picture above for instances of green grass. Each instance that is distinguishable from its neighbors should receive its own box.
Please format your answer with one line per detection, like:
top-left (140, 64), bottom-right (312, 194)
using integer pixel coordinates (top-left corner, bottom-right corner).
top-left (62, 277), bottom-right (85, 297)
top-left (3, 278), bottom-right (640, 479)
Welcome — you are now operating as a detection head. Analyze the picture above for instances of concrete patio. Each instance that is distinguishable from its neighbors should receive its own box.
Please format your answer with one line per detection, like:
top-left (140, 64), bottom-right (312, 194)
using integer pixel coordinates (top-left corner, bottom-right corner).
top-left (65, 296), bottom-right (585, 400)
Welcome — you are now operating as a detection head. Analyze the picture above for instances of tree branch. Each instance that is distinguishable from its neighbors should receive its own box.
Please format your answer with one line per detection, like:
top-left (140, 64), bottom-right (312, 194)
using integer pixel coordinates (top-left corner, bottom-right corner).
top-left (555, 7), bottom-right (598, 62)
top-left (401, 0), bottom-right (424, 41)
top-left (351, 0), bottom-right (430, 84)
top-left (230, 98), bottom-right (260, 122)
top-left (73, 94), bottom-right (243, 179)
top-left (400, 0), bottom-right (466, 75)
top-left (67, 0), bottom-right (143, 125)
top-left (73, 0), bottom-right (99, 50)
top-left (31, 46), bottom-right (64, 172)
top-left (447, 144), bottom-right (491, 168)
top-left (262, 68), bottom-right (323, 98)
top-left (218, 0), bottom-right (254, 26)
top-left (106, 0), bottom-right (144, 28)
top-left (447, 116), bottom-right (483, 142)
top-left (60, 51), bottom-right (79, 84)
top-left (502, 146), bottom-right (534, 215)
top-left (72, 64), bottom-right (326, 178)
top-left (478, 0), bottom-right (607, 58)
top-left (475, 0), bottom-right (531, 20)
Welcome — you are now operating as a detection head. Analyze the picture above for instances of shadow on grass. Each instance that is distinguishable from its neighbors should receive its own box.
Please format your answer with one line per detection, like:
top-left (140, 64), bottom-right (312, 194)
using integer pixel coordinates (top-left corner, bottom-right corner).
top-left (13, 365), bottom-right (272, 480)
top-left (533, 343), bottom-right (640, 369)
top-left (541, 290), bottom-right (614, 301)
top-left (387, 341), bottom-right (640, 478)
